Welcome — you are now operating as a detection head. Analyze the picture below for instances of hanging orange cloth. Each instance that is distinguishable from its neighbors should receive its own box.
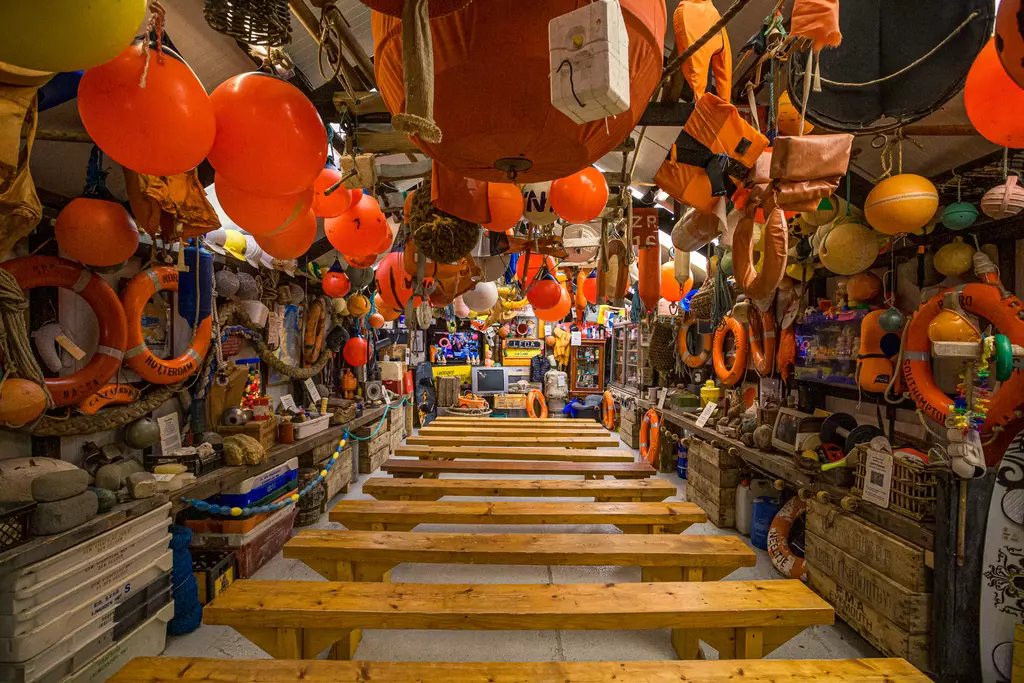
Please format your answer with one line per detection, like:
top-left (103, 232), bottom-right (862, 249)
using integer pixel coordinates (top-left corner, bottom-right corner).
top-left (789, 0), bottom-right (842, 52)
top-left (682, 93), bottom-right (769, 168)
top-left (673, 0), bottom-right (733, 100)
top-left (123, 168), bottom-right (221, 242)
top-left (431, 161), bottom-right (490, 225)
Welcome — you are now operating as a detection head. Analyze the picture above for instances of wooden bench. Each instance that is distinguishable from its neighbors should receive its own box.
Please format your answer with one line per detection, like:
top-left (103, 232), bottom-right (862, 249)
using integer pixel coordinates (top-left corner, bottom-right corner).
top-left (362, 477), bottom-right (677, 501)
top-left (284, 529), bottom-right (756, 582)
top-left (406, 434), bottom-right (620, 448)
top-left (395, 445), bottom-right (634, 463)
top-left (382, 458), bottom-right (654, 479)
top-left (432, 417), bottom-right (606, 429)
top-left (420, 426), bottom-right (610, 437)
top-left (329, 500), bottom-right (704, 534)
top-left (112, 657), bottom-right (932, 682)
top-left (202, 579), bottom-right (834, 660)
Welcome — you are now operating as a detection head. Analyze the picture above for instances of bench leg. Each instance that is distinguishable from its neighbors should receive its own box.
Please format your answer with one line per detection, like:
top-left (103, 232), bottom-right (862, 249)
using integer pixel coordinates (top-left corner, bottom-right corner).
top-left (234, 627), bottom-right (358, 659)
top-left (352, 562), bottom-right (394, 582)
top-left (672, 627), bottom-right (783, 661)
top-left (670, 628), bottom-right (701, 659)
top-left (641, 566), bottom-right (686, 582)
top-left (328, 629), bottom-right (361, 660)
top-left (736, 628), bottom-right (764, 658)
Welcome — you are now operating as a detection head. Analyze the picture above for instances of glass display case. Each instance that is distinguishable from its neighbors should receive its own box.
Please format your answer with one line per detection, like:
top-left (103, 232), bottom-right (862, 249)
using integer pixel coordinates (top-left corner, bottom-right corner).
top-left (610, 322), bottom-right (642, 395)
top-left (794, 309), bottom-right (870, 387)
top-left (569, 339), bottom-right (606, 396)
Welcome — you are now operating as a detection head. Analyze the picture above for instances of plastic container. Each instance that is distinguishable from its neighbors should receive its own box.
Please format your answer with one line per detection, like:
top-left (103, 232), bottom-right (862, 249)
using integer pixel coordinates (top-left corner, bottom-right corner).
top-left (61, 599), bottom-right (174, 683)
top-left (735, 480), bottom-right (753, 536)
top-left (751, 496), bottom-right (780, 550)
top-left (700, 379), bottom-right (720, 407)
top-left (293, 413), bottom-right (333, 440)
top-left (217, 457), bottom-right (298, 508)
top-left (677, 441), bottom-right (688, 480)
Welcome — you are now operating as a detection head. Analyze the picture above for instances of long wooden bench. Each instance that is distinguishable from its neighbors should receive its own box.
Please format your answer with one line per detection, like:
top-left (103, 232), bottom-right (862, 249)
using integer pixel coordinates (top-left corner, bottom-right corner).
top-left (432, 417), bottom-right (606, 429)
top-left (362, 477), bottom-right (677, 501)
top-left (420, 426), bottom-right (610, 437)
top-left (112, 657), bottom-right (931, 682)
top-left (329, 500), bottom-right (704, 533)
top-left (382, 458), bottom-right (654, 479)
top-left (284, 530), bottom-right (756, 582)
top-left (203, 579), bottom-right (834, 660)
top-left (406, 434), bottom-right (620, 448)
top-left (394, 445), bottom-right (634, 462)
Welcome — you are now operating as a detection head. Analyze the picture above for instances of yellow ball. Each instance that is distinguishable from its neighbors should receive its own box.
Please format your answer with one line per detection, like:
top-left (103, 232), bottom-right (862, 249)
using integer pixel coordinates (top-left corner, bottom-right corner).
top-left (777, 91), bottom-right (814, 135)
top-left (347, 294), bottom-right (370, 316)
top-left (230, 507), bottom-right (242, 517)
top-left (819, 218), bottom-right (879, 275)
top-left (332, 453), bottom-right (339, 460)
top-left (864, 174), bottom-right (939, 236)
top-left (933, 237), bottom-right (975, 277)
top-left (785, 261), bottom-right (815, 282)
top-left (320, 469), bottom-right (328, 477)
top-left (291, 494), bottom-right (300, 503)
top-left (339, 439), bottom-right (347, 448)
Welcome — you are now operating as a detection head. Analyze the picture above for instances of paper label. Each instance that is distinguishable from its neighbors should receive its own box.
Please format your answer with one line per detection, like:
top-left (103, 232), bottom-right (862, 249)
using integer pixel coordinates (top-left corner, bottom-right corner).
top-left (267, 312), bottom-right (281, 347)
top-left (570, 331), bottom-right (582, 346)
top-left (55, 333), bottom-right (86, 361)
top-left (280, 394), bottom-right (298, 412)
top-left (304, 378), bottom-right (322, 403)
top-left (544, 324), bottom-right (553, 336)
top-left (157, 413), bottom-right (181, 455)
top-left (862, 449), bottom-right (894, 508)
top-left (657, 388), bottom-right (667, 409)
top-left (695, 401), bottom-right (717, 428)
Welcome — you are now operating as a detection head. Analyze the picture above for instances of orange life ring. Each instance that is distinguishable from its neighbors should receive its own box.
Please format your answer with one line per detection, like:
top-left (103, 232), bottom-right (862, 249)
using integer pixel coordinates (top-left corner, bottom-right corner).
top-left (121, 266), bottom-right (211, 385)
top-left (0, 256), bottom-right (127, 407)
top-left (904, 283), bottom-right (1024, 466)
top-left (601, 390), bottom-right (616, 430)
top-left (748, 308), bottom-right (776, 376)
top-left (713, 316), bottom-right (748, 386)
top-left (678, 318), bottom-right (711, 368)
top-left (734, 204), bottom-right (787, 303)
top-left (526, 389), bottom-right (548, 419)
top-left (767, 497), bottom-right (806, 581)
top-left (639, 408), bottom-right (660, 464)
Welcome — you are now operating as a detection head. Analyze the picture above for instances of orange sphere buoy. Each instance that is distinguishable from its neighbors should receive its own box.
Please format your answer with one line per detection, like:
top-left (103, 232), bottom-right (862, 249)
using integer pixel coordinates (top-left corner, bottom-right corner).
top-left (78, 43), bottom-right (215, 176)
top-left (526, 276), bottom-right (563, 310)
top-left (0, 378), bottom-right (47, 426)
top-left (312, 167), bottom-right (354, 218)
top-left (660, 261), bottom-right (692, 302)
top-left (997, 0), bottom-right (1024, 89)
top-left (215, 173), bottom-right (313, 236)
top-left (581, 269), bottom-right (598, 304)
top-left (369, 312), bottom-right (386, 328)
top-left (207, 72), bottom-right (327, 195)
top-left (322, 271), bottom-right (351, 298)
top-left (376, 251), bottom-right (416, 310)
top-left (966, 39), bottom-right (1024, 148)
top-left (516, 253), bottom-right (555, 285)
top-left (550, 167), bottom-right (609, 223)
top-left (376, 295), bottom-right (402, 322)
top-left (325, 191), bottom-right (389, 257)
top-left (343, 336), bottom-right (369, 366)
top-left (344, 252), bottom-right (378, 268)
top-left (347, 294), bottom-right (371, 316)
top-left (253, 210), bottom-right (316, 260)
top-left (545, 334), bottom-right (557, 347)
top-left (535, 286), bottom-right (572, 322)
top-left (846, 272), bottom-right (883, 303)
top-left (482, 182), bottom-right (524, 232)
top-left (55, 198), bottom-right (139, 267)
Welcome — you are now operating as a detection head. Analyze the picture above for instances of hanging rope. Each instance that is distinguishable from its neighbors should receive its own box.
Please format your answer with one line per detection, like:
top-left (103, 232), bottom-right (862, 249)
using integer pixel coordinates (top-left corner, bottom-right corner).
top-left (219, 301), bottom-right (333, 379)
top-left (0, 269), bottom-right (54, 408)
top-left (32, 381), bottom-right (186, 436)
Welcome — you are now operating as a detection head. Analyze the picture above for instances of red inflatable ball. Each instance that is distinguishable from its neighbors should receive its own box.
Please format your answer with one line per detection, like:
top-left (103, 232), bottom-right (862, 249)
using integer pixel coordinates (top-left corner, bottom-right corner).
top-left (526, 276), bottom-right (563, 310)
top-left (55, 198), bottom-right (139, 267)
top-left (322, 271), bottom-right (351, 298)
top-left (325, 192), bottom-right (389, 257)
top-left (966, 39), bottom-right (1024, 148)
top-left (550, 167), bottom-right (609, 223)
top-left (253, 210), bottom-right (316, 260)
top-left (78, 43), bottom-right (215, 176)
top-left (207, 73), bottom-right (327, 196)
top-left (582, 269), bottom-right (598, 304)
top-left (312, 167), bottom-right (355, 218)
top-left (535, 285), bottom-right (572, 322)
top-left (516, 253), bottom-right (555, 285)
top-left (344, 252), bottom-right (378, 268)
top-left (375, 251), bottom-right (415, 310)
top-left (369, 312), bottom-right (385, 329)
top-left (343, 336), bottom-right (369, 367)
top-left (215, 173), bottom-right (313, 236)
top-left (660, 262), bottom-right (691, 302)
top-left (482, 182), bottom-right (524, 232)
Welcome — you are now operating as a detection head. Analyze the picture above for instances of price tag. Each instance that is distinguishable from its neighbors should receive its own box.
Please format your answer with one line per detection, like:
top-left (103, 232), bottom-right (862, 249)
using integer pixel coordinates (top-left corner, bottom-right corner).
top-left (657, 388), bottom-right (667, 409)
top-left (55, 333), bottom-right (86, 361)
top-left (695, 401), bottom-right (717, 428)
top-left (267, 312), bottom-right (281, 346)
top-left (570, 330), bottom-right (582, 346)
top-left (862, 449), bottom-right (894, 508)
top-left (157, 413), bottom-right (182, 455)
top-left (303, 378), bottom-right (322, 403)
top-left (280, 394), bottom-right (298, 412)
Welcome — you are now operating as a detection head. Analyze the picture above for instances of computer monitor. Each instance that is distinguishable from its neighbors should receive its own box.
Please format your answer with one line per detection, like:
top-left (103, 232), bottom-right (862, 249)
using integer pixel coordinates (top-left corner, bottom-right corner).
top-left (472, 366), bottom-right (509, 396)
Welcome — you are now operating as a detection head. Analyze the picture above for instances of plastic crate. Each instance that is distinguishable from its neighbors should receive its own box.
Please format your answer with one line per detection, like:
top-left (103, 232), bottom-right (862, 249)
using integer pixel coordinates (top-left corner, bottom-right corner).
top-left (217, 457), bottom-right (298, 508)
top-left (191, 551), bottom-right (236, 606)
top-left (293, 413), bottom-right (333, 440)
top-left (0, 502), bottom-right (34, 554)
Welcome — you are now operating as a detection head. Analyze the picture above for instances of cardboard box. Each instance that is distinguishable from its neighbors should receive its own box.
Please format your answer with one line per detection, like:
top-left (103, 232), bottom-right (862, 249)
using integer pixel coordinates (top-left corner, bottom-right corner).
top-left (380, 360), bottom-right (407, 383)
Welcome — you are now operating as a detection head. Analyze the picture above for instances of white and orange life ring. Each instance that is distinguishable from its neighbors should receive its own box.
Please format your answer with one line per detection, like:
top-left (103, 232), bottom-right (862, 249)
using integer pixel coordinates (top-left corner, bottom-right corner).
top-left (121, 266), bottom-right (211, 384)
top-left (639, 408), bottom-right (660, 464)
top-left (601, 390), bottom-right (616, 430)
top-left (904, 282), bottom-right (1024, 466)
top-left (678, 318), bottom-right (711, 368)
top-left (767, 497), bottom-right (806, 581)
top-left (748, 308), bottom-right (776, 376)
top-left (527, 389), bottom-right (548, 419)
top-left (713, 316), bottom-right (748, 386)
top-left (0, 256), bottom-right (127, 407)
top-left (733, 204), bottom-right (787, 304)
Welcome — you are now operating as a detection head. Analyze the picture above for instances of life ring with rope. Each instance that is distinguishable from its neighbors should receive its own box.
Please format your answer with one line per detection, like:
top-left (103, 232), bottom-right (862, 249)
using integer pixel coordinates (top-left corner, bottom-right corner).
top-left (601, 390), bottom-right (616, 430)
top-left (678, 317), bottom-right (711, 368)
top-left (713, 315), bottom-right (748, 386)
top-left (121, 266), bottom-right (211, 385)
top-left (767, 497), bottom-right (806, 581)
top-left (0, 256), bottom-right (127, 407)
top-left (526, 389), bottom-right (548, 418)
top-left (748, 308), bottom-right (776, 376)
top-left (639, 408), bottom-right (660, 464)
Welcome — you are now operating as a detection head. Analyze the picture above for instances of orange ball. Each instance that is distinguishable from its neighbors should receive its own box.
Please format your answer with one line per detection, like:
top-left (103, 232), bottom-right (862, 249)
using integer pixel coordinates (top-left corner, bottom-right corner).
top-left (207, 73), bottom-right (327, 196)
top-left (369, 312), bottom-right (385, 328)
top-left (660, 261), bottom-right (692, 302)
top-left (516, 253), bottom-right (555, 285)
top-left (550, 167), bottom-right (609, 223)
top-left (545, 335), bottom-right (557, 347)
top-left (344, 253), bottom-right (378, 268)
top-left (535, 286), bottom-right (572, 322)
top-left (375, 294), bottom-right (401, 321)
top-left (78, 43), bottom-right (215, 176)
top-left (375, 252), bottom-right (415, 310)
top-left (343, 337), bottom-right (369, 366)
top-left (966, 40), bottom-right (1024, 148)
top-left (526, 277), bottom-right (563, 310)
top-left (215, 173), bottom-right (313, 236)
top-left (0, 378), bottom-right (47, 426)
top-left (55, 198), bottom-right (139, 266)
top-left (325, 192), bottom-right (389, 257)
top-left (254, 210), bottom-right (316, 260)
top-left (482, 182), bottom-right (524, 232)
top-left (997, 0), bottom-right (1024, 89)
top-left (846, 272), bottom-right (883, 302)
top-left (322, 271), bottom-right (351, 298)
top-left (312, 167), bottom-right (354, 218)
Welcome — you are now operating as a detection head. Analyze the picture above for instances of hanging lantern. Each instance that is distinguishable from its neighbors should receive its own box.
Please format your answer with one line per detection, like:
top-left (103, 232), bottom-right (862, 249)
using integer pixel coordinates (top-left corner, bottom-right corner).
top-left (326, 192), bottom-right (390, 257)
top-left (253, 210), bottom-right (316, 260)
top-left (312, 167), bottom-right (354, 218)
top-left (550, 167), bottom-right (609, 223)
top-left (215, 173), bottom-right (313, 235)
top-left (55, 198), bottom-right (139, 267)
top-left (966, 39), bottom-right (1024, 148)
top-left (482, 182), bottom-right (524, 232)
top-left (203, 0), bottom-right (292, 47)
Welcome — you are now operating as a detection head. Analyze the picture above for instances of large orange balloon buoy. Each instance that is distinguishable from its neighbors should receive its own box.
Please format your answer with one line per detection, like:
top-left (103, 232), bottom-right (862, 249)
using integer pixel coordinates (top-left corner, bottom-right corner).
top-left (325, 192), bottom-right (389, 257)
top-left (376, 294), bottom-right (402, 321)
top-left (517, 253), bottom-right (556, 285)
top-left (482, 182), bottom-right (525, 232)
top-left (526, 276), bottom-right (563, 310)
top-left (312, 167), bottom-right (354, 218)
top-left (997, 0), bottom-right (1024, 89)
top-left (966, 39), bottom-right (1024, 148)
top-left (376, 252), bottom-right (416, 310)
top-left (536, 285), bottom-right (572, 322)
top-left (55, 198), bottom-right (139, 266)
top-left (550, 167), bottom-right (609, 223)
top-left (78, 43), bottom-right (215, 176)
top-left (207, 73), bottom-right (327, 196)
top-left (660, 261), bottom-right (692, 302)
top-left (215, 173), bottom-right (313, 236)
top-left (253, 210), bottom-right (316, 260)
top-left (373, 0), bottom-right (665, 182)
top-left (343, 336), bottom-right (369, 366)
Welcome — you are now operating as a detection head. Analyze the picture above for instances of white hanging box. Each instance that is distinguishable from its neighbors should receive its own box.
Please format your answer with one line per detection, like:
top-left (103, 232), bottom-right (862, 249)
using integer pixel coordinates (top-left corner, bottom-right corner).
top-left (549, 0), bottom-right (631, 124)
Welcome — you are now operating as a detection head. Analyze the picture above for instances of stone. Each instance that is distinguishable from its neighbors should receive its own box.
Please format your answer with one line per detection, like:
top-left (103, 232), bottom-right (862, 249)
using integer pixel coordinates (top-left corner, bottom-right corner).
top-left (126, 472), bottom-right (158, 499)
top-left (223, 434), bottom-right (266, 466)
top-left (31, 491), bottom-right (99, 535)
top-left (31, 469), bottom-right (89, 502)
top-left (117, 459), bottom-right (144, 479)
top-left (0, 457), bottom-right (78, 503)
top-left (753, 424), bottom-right (774, 451)
top-left (93, 463), bottom-right (123, 491)
top-left (197, 442), bottom-right (215, 458)
top-left (90, 487), bottom-right (117, 512)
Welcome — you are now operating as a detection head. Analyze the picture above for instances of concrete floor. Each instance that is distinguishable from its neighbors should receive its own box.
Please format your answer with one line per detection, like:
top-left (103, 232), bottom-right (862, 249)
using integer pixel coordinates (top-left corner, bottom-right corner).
top-left (164, 431), bottom-right (880, 663)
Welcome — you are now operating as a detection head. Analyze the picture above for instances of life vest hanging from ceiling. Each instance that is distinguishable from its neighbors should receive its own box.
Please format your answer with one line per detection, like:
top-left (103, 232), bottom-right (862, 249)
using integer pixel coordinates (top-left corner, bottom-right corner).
top-left (673, 0), bottom-right (732, 100)
top-left (372, 0), bottom-right (666, 183)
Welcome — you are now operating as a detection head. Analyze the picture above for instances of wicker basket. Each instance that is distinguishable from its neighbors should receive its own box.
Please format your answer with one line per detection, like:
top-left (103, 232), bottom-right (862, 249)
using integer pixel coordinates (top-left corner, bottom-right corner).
top-left (853, 451), bottom-right (940, 521)
top-left (204, 0), bottom-right (292, 46)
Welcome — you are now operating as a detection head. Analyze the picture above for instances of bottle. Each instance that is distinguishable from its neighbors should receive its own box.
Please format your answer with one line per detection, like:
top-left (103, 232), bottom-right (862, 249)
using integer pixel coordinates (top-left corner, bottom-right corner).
top-left (676, 438), bottom-right (688, 480)
top-left (735, 479), bottom-right (753, 536)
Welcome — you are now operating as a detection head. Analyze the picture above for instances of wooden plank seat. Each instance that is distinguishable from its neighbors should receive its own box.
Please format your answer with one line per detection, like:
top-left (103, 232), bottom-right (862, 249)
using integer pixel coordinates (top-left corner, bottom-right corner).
top-left (362, 477), bottom-right (677, 502)
top-left (284, 529), bottom-right (756, 582)
top-left (112, 657), bottom-right (931, 682)
top-left (382, 458), bottom-right (654, 479)
top-left (394, 445), bottom-right (634, 463)
top-left (202, 579), bottom-right (834, 661)
top-left (420, 426), bottom-right (610, 437)
top-left (406, 434), bottom-right (620, 448)
top-left (432, 417), bottom-right (607, 429)
top-left (329, 500), bottom-right (704, 534)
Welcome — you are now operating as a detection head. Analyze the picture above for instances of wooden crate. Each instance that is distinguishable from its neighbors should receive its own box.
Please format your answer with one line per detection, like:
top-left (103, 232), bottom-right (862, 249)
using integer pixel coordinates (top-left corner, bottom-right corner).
top-left (494, 394), bottom-right (528, 410)
top-left (390, 429), bottom-right (403, 453)
top-left (688, 437), bottom-right (742, 469)
top-left (318, 445), bottom-right (352, 500)
top-left (619, 408), bottom-right (640, 449)
top-left (405, 404), bottom-right (415, 435)
top-left (359, 436), bottom-right (390, 474)
top-left (686, 467), bottom-right (735, 528)
top-left (217, 418), bottom-right (277, 452)
top-left (687, 451), bottom-right (741, 488)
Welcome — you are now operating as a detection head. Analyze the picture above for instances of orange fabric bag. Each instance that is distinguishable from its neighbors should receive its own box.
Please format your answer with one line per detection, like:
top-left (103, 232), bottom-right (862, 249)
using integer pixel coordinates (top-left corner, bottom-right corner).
top-left (673, 0), bottom-right (732, 99)
top-left (654, 147), bottom-right (723, 215)
top-left (683, 93), bottom-right (768, 168)
top-left (790, 0), bottom-right (842, 51)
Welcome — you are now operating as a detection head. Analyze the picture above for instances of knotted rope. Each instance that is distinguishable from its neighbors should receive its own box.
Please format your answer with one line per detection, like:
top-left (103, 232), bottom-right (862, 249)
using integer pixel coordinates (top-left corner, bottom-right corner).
top-left (0, 268), bottom-right (53, 408)
top-left (391, 0), bottom-right (442, 143)
top-left (219, 301), bottom-right (334, 379)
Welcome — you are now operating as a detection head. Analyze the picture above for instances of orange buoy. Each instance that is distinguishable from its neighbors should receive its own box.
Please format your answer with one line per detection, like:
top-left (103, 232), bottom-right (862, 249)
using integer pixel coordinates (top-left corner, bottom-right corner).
top-left (517, 253), bottom-right (556, 285)
top-left (322, 271), bottom-right (352, 299)
top-left (581, 269), bottom-right (598, 305)
top-left (325, 191), bottom-right (389, 257)
top-left (312, 167), bottom-right (354, 218)
top-left (343, 336), bottom-right (369, 366)
top-left (660, 260), bottom-right (692, 302)
top-left (482, 182), bottom-right (524, 232)
top-left (369, 312), bottom-right (386, 328)
top-left (376, 252), bottom-right (416, 310)
top-left (0, 378), bottom-right (47, 426)
top-left (215, 173), bottom-right (313, 236)
top-left (526, 276), bottom-right (563, 310)
top-left (535, 286), bottom-right (572, 322)
top-left (637, 242), bottom-right (661, 312)
top-left (966, 39), bottom-right (1024, 148)
top-left (254, 210), bottom-right (316, 260)
top-left (550, 167), bottom-right (609, 223)
top-left (997, 0), bottom-right (1024, 89)
top-left (55, 198), bottom-right (139, 267)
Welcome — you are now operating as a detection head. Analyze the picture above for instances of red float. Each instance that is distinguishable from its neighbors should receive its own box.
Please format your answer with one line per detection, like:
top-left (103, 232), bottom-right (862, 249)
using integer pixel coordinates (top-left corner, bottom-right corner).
top-left (376, 252), bottom-right (416, 310)
top-left (966, 39), bottom-right (1024, 148)
top-left (997, 0), bottom-right (1024, 89)
top-left (215, 173), bottom-right (313, 236)
top-left (343, 336), bottom-right (369, 367)
top-left (325, 192), bottom-right (389, 257)
top-left (550, 167), bottom-right (609, 223)
top-left (312, 168), bottom-right (354, 218)
top-left (516, 253), bottom-right (556, 285)
top-left (526, 276), bottom-right (563, 310)
top-left (582, 269), bottom-right (598, 304)
top-left (535, 286), bottom-right (572, 322)
top-left (322, 271), bottom-right (351, 298)
top-left (482, 182), bottom-right (525, 232)
top-left (55, 198), bottom-right (139, 267)
top-left (253, 210), bottom-right (316, 260)
top-left (369, 312), bottom-right (385, 329)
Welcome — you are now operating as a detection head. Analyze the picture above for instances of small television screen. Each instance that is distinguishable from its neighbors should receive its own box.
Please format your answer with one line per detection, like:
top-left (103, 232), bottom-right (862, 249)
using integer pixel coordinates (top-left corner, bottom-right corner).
top-left (473, 367), bottom-right (507, 396)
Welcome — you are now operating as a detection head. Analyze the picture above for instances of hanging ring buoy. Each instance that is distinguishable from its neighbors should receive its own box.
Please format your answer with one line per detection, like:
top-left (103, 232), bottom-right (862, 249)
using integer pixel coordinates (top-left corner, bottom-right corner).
top-left (121, 266), bottom-right (211, 385)
top-left (734, 204), bottom-right (788, 305)
top-left (639, 408), bottom-right (660, 464)
top-left (602, 390), bottom-right (616, 430)
top-left (904, 283), bottom-right (1024, 466)
top-left (768, 497), bottom-right (807, 581)
top-left (678, 318), bottom-right (711, 368)
top-left (713, 316), bottom-right (748, 386)
top-left (0, 256), bottom-right (127, 407)
top-left (526, 389), bottom-right (548, 418)
top-left (749, 308), bottom-right (776, 376)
